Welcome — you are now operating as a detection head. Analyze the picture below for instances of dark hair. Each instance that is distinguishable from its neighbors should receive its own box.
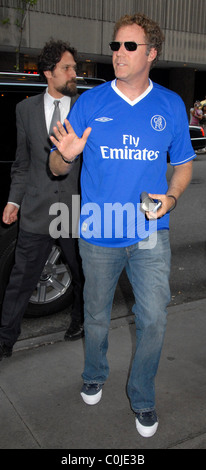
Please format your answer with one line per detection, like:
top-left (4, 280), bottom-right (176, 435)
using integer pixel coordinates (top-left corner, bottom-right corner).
top-left (38, 40), bottom-right (77, 79)
top-left (113, 13), bottom-right (164, 66)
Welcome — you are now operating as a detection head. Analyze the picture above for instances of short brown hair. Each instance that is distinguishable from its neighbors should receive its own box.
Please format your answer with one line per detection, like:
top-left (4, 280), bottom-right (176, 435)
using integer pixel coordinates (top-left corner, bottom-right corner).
top-left (113, 13), bottom-right (164, 66)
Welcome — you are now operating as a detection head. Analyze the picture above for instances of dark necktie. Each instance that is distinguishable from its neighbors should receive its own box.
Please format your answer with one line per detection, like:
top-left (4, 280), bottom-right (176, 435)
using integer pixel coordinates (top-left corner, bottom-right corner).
top-left (49, 100), bottom-right (60, 136)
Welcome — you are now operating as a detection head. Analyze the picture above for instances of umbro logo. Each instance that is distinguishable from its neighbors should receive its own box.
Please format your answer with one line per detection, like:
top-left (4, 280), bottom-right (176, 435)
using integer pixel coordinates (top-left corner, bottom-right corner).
top-left (95, 117), bottom-right (113, 122)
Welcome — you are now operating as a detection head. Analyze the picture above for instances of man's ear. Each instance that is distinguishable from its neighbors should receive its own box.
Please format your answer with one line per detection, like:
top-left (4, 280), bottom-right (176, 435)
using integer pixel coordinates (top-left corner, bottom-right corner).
top-left (44, 70), bottom-right (52, 80)
top-left (148, 47), bottom-right (157, 64)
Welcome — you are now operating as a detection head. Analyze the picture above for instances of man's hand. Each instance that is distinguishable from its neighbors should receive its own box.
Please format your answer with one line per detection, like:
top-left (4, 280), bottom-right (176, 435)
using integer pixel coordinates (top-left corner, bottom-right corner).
top-left (50, 119), bottom-right (92, 162)
top-left (2, 203), bottom-right (19, 225)
top-left (146, 194), bottom-right (175, 219)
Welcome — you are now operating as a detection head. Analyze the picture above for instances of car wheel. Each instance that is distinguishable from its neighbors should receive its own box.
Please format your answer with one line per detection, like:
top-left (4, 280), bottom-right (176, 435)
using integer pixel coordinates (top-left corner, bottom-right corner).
top-left (0, 224), bottom-right (73, 318)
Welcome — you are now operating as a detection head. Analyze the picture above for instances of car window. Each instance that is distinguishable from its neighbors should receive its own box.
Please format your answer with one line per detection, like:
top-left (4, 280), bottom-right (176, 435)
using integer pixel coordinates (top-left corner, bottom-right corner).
top-left (0, 87), bottom-right (46, 163)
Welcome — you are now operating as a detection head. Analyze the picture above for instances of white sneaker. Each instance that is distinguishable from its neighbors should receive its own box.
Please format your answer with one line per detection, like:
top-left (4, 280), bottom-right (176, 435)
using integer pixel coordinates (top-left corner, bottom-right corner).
top-left (80, 383), bottom-right (103, 405)
top-left (135, 410), bottom-right (158, 438)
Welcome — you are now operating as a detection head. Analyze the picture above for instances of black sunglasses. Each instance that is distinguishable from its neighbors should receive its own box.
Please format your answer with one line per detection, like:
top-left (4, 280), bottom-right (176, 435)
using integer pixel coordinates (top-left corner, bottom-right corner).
top-left (109, 41), bottom-right (149, 52)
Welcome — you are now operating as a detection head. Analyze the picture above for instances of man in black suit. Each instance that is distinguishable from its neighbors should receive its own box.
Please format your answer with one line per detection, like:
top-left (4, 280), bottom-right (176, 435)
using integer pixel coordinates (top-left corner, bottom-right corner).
top-left (0, 40), bottom-right (84, 361)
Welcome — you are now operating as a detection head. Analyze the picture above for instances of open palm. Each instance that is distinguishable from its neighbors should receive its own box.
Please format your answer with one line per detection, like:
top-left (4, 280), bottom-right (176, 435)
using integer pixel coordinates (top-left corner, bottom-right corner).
top-left (50, 119), bottom-right (92, 161)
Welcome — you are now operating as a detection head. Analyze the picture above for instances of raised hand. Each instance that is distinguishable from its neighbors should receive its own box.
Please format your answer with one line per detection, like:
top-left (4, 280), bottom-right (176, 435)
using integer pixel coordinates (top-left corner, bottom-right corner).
top-left (50, 119), bottom-right (92, 162)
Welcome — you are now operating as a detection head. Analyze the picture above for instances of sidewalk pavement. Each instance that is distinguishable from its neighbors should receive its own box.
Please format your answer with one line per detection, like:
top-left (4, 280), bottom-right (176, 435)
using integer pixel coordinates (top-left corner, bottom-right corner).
top-left (1, 298), bottom-right (206, 451)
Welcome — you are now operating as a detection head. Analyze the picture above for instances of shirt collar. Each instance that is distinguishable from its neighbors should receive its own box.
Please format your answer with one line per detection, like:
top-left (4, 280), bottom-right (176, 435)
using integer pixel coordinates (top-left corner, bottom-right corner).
top-left (44, 87), bottom-right (71, 110)
top-left (111, 79), bottom-right (153, 106)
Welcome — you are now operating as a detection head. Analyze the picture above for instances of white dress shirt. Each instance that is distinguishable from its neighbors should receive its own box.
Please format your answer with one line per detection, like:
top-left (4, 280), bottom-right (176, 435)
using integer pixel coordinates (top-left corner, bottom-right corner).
top-left (44, 87), bottom-right (71, 133)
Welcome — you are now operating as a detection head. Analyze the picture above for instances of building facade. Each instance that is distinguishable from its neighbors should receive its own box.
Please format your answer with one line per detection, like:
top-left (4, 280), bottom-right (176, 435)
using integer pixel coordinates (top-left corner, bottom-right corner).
top-left (0, 0), bottom-right (206, 112)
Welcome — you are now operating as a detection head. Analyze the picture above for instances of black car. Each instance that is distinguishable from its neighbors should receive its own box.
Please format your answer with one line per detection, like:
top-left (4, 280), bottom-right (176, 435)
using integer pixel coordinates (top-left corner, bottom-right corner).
top-left (0, 72), bottom-right (105, 318)
top-left (189, 125), bottom-right (206, 151)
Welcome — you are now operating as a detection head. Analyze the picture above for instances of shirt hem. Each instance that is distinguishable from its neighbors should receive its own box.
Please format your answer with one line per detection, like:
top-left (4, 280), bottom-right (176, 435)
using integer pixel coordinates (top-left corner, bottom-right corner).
top-left (79, 227), bottom-right (169, 248)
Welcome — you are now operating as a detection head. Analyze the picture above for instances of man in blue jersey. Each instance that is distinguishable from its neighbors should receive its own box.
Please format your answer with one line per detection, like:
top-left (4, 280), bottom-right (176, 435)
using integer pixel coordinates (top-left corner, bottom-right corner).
top-left (49, 13), bottom-right (195, 438)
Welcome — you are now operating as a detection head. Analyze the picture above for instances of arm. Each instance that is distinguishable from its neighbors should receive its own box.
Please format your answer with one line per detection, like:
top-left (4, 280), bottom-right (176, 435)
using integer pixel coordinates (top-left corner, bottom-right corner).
top-left (49, 119), bottom-right (92, 176)
top-left (8, 103), bottom-right (30, 205)
top-left (49, 149), bottom-right (75, 176)
top-left (147, 160), bottom-right (193, 219)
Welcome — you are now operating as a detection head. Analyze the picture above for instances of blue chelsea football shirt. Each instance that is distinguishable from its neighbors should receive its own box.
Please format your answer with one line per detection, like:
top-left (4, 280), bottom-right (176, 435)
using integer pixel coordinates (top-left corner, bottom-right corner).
top-left (66, 80), bottom-right (196, 247)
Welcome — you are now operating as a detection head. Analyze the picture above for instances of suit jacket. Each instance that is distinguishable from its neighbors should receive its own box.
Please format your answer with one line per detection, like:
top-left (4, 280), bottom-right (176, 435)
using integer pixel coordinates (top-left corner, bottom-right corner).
top-left (8, 92), bottom-right (81, 235)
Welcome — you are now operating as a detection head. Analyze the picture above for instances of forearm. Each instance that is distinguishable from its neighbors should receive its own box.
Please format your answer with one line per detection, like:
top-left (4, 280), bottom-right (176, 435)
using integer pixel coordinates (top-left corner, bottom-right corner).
top-left (148, 160), bottom-right (193, 218)
top-left (167, 160), bottom-right (193, 200)
top-left (49, 150), bottom-right (75, 176)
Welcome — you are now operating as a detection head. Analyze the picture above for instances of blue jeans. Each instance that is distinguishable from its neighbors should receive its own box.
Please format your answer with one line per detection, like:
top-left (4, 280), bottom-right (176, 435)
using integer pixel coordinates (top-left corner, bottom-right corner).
top-left (78, 230), bottom-right (171, 412)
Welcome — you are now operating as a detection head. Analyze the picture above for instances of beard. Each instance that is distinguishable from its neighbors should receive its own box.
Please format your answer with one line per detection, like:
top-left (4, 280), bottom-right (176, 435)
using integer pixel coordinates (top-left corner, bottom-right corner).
top-left (57, 79), bottom-right (77, 97)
